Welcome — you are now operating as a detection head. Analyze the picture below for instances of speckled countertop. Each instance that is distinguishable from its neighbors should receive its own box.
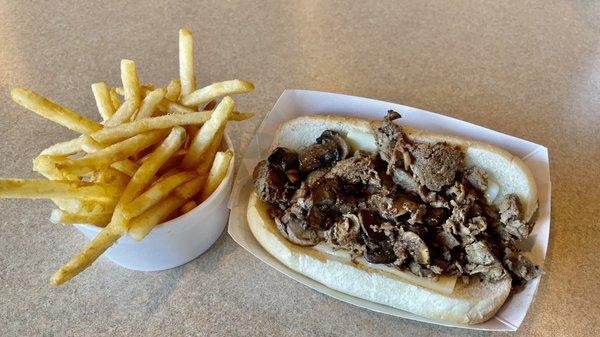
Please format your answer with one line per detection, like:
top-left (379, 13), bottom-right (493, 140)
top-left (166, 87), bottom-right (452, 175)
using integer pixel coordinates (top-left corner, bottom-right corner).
top-left (0, 1), bottom-right (599, 336)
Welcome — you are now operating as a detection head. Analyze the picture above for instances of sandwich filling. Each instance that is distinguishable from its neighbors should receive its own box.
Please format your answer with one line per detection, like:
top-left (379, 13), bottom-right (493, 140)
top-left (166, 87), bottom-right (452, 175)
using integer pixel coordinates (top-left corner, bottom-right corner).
top-left (253, 111), bottom-right (540, 288)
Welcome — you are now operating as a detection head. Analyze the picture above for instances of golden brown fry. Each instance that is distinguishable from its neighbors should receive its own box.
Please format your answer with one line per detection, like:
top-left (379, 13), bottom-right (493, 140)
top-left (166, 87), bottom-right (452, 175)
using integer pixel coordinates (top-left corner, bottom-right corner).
top-left (0, 179), bottom-right (120, 202)
top-left (91, 82), bottom-right (115, 121)
top-left (166, 101), bottom-right (196, 114)
top-left (91, 110), bottom-right (212, 144)
top-left (128, 195), bottom-right (187, 241)
top-left (59, 130), bottom-right (165, 175)
top-left (199, 150), bottom-right (232, 202)
top-left (165, 79), bottom-right (181, 102)
top-left (11, 88), bottom-right (102, 133)
top-left (104, 99), bottom-right (137, 127)
top-left (179, 28), bottom-right (196, 97)
top-left (173, 175), bottom-right (206, 199)
top-left (134, 88), bottom-right (166, 121)
top-left (120, 59), bottom-right (141, 106)
top-left (180, 200), bottom-right (197, 214)
top-left (196, 128), bottom-right (224, 176)
top-left (182, 96), bottom-right (234, 168)
top-left (52, 199), bottom-right (117, 214)
top-left (108, 126), bottom-right (186, 234)
top-left (97, 167), bottom-right (130, 186)
top-left (79, 135), bottom-right (140, 177)
top-left (122, 170), bottom-right (196, 220)
top-left (40, 137), bottom-right (83, 156)
top-left (33, 155), bottom-right (78, 181)
top-left (180, 80), bottom-right (254, 107)
top-left (51, 228), bottom-right (121, 285)
top-left (110, 87), bottom-right (121, 111)
top-left (50, 209), bottom-right (111, 227)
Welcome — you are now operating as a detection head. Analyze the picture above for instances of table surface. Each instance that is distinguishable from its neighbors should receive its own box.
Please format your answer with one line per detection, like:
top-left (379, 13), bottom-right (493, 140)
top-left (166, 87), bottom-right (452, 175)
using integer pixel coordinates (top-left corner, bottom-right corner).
top-left (1, 1), bottom-right (598, 336)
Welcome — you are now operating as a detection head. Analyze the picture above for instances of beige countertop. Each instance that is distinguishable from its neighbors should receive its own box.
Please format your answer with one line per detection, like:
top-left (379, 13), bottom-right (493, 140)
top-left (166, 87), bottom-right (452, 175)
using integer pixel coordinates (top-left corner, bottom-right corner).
top-left (1, 1), bottom-right (598, 336)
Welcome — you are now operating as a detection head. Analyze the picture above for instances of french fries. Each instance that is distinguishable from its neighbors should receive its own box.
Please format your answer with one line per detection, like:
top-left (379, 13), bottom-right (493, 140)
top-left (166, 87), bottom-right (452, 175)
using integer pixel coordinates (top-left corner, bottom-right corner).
top-left (199, 150), bottom-right (233, 202)
top-left (40, 137), bottom-right (83, 156)
top-left (91, 82), bottom-right (115, 121)
top-left (109, 126), bottom-right (186, 234)
top-left (180, 80), bottom-right (254, 107)
top-left (0, 179), bottom-right (120, 202)
top-left (165, 79), bottom-right (181, 102)
top-left (179, 29), bottom-right (196, 97)
top-left (11, 88), bottom-right (102, 133)
top-left (91, 110), bottom-right (211, 144)
top-left (182, 97), bottom-right (234, 168)
top-left (50, 209), bottom-right (112, 227)
top-left (59, 131), bottom-right (166, 175)
top-left (120, 59), bottom-right (141, 106)
top-left (3, 28), bottom-right (253, 285)
top-left (122, 170), bottom-right (197, 220)
top-left (104, 100), bottom-right (138, 127)
top-left (134, 88), bottom-right (167, 121)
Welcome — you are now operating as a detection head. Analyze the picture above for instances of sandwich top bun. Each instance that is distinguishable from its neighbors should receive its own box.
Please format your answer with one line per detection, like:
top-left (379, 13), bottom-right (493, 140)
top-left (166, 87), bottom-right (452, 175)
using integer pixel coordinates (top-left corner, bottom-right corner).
top-left (248, 114), bottom-right (538, 324)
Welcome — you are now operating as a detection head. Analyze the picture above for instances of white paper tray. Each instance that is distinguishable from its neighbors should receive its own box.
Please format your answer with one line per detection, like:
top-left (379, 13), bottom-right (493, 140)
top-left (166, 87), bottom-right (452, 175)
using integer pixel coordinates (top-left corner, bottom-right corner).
top-left (228, 89), bottom-right (551, 331)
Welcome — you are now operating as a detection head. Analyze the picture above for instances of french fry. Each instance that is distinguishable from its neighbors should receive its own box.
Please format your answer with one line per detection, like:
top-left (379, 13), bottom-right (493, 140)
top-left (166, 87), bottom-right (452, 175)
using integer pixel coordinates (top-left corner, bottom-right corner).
top-left (52, 199), bottom-right (117, 214)
top-left (180, 200), bottom-right (196, 214)
top-left (97, 167), bottom-right (130, 186)
top-left (79, 135), bottom-right (140, 177)
top-left (199, 150), bottom-right (232, 202)
top-left (110, 160), bottom-right (139, 177)
top-left (180, 80), bottom-right (254, 107)
top-left (128, 172), bottom-right (204, 241)
top-left (33, 155), bottom-right (78, 181)
top-left (122, 170), bottom-right (196, 220)
top-left (196, 127), bottom-right (224, 176)
top-left (115, 84), bottom-right (155, 97)
top-left (91, 82), bottom-right (115, 121)
top-left (50, 209), bottom-right (111, 227)
top-left (91, 110), bottom-right (212, 144)
top-left (128, 195), bottom-right (188, 241)
top-left (120, 59), bottom-right (141, 106)
top-left (109, 87), bottom-right (121, 111)
top-left (181, 97), bottom-right (234, 168)
top-left (104, 99), bottom-right (137, 127)
top-left (166, 101), bottom-right (196, 114)
top-left (51, 227), bottom-right (121, 285)
top-left (11, 88), bottom-right (102, 133)
top-left (40, 137), bottom-right (83, 156)
top-left (59, 130), bottom-right (165, 175)
top-left (0, 179), bottom-right (120, 202)
top-left (134, 88), bottom-right (166, 121)
top-left (173, 175), bottom-right (206, 199)
top-left (165, 79), bottom-right (181, 102)
top-left (179, 28), bottom-right (196, 97)
top-left (108, 126), bottom-right (186, 234)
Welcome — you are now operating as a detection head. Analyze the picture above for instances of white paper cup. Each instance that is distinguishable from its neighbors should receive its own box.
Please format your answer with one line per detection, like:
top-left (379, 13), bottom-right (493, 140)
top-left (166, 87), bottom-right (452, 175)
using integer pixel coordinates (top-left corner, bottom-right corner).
top-left (74, 135), bottom-right (235, 271)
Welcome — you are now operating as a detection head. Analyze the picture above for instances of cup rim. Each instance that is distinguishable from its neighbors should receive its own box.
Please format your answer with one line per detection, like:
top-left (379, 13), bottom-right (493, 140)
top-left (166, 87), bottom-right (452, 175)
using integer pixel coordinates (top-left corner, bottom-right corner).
top-left (80, 132), bottom-right (235, 235)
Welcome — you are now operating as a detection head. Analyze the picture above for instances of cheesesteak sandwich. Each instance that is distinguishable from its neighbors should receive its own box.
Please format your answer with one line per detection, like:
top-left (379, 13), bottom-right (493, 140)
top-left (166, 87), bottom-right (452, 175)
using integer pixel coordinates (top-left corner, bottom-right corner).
top-left (247, 111), bottom-right (541, 324)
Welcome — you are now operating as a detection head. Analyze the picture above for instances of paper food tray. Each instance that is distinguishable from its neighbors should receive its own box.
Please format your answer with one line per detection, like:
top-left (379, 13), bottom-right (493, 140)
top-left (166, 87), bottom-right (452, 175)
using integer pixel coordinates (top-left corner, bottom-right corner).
top-left (228, 89), bottom-right (551, 331)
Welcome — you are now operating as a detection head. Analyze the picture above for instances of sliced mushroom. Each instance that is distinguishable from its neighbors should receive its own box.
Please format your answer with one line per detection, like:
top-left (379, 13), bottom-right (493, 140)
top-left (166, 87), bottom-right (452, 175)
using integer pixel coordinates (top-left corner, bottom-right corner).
top-left (317, 130), bottom-right (349, 160)
top-left (364, 239), bottom-right (397, 264)
top-left (402, 231), bottom-right (430, 265)
top-left (286, 219), bottom-right (322, 246)
top-left (298, 141), bottom-right (339, 172)
top-left (299, 130), bottom-right (349, 172)
top-left (268, 147), bottom-right (299, 172)
top-left (306, 206), bottom-right (333, 230)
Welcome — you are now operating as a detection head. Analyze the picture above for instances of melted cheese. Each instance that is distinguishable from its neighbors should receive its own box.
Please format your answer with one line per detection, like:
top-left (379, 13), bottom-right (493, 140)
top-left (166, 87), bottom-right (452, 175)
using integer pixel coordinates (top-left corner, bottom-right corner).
top-left (346, 129), bottom-right (378, 153)
top-left (314, 243), bottom-right (457, 295)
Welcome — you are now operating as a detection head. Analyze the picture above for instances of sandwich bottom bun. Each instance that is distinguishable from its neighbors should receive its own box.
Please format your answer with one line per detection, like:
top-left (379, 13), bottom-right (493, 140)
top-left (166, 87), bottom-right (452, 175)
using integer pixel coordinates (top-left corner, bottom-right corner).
top-left (247, 114), bottom-right (538, 324)
top-left (248, 193), bottom-right (512, 324)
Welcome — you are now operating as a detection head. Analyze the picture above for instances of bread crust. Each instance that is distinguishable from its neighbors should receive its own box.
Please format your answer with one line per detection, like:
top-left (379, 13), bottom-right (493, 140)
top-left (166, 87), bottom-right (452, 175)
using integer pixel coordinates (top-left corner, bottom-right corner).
top-left (249, 114), bottom-right (538, 324)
